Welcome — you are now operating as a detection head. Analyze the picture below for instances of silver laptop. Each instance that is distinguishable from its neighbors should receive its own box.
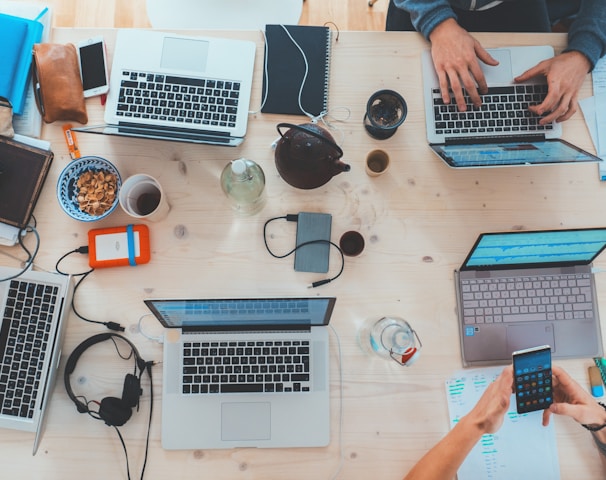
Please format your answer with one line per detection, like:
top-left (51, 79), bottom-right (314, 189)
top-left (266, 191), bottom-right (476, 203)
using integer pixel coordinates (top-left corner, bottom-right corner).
top-left (144, 296), bottom-right (336, 450)
top-left (74, 29), bottom-right (256, 146)
top-left (422, 46), bottom-right (600, 167)
top-left (455, 228), bottom-right (606, 367)
top-left (0, 267), bottom-right (73, 454)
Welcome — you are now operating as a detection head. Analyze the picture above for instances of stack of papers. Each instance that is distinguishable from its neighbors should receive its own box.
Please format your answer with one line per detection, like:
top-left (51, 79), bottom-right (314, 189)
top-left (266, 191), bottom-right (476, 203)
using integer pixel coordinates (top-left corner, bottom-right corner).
top-left (579, 57), bottom-right (606, 179)
top-left (445, 367), bottom-right (560, 480)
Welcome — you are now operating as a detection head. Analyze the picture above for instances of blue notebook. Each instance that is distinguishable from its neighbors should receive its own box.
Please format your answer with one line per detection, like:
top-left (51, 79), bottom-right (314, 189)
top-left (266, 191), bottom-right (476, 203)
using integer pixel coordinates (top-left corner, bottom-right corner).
top-left (0, 12), bottom-right (43, 115)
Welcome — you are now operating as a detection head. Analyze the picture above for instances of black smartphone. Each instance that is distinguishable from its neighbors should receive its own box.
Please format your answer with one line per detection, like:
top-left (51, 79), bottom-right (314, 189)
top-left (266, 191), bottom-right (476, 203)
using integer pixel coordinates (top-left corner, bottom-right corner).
top-left (513, 345), bottom-right (553, 414)
top-left (77, 36), bottom-right (109, 98)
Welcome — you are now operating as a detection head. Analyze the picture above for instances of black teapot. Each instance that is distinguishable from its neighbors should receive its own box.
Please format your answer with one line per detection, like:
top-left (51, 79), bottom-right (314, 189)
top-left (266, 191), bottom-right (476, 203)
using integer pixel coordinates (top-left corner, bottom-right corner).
top-left (274, 123), bottom-right (350, 189)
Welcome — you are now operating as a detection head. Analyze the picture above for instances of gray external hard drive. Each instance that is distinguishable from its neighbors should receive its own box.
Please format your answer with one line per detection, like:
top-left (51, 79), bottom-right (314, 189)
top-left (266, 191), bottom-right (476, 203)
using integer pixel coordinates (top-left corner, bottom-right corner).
top-left (294, 212), bottom-right (332, 273)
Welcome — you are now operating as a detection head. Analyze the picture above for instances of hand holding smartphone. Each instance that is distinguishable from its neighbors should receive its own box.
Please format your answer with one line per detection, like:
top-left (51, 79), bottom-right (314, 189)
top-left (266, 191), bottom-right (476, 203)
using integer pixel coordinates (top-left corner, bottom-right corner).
top-left (513, 345), bottom-right (553, 414)
top-left (77, 36), bottom-right (109, 98)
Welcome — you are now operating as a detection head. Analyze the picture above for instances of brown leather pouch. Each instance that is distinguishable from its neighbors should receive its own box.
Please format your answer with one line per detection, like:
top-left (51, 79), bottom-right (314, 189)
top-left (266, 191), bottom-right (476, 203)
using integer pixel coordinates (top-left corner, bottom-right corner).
top-left (32, 43), bottom-right (88, 124)
top-left (0, 97), bottom-right (14, 137)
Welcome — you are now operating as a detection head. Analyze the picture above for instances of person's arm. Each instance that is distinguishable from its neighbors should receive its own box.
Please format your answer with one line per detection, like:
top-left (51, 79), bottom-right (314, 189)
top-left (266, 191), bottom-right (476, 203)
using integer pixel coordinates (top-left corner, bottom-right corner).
top-left (514, 0), bottom-right (606, 124)
top-left (393, 0), bottom-right (456, 40)
top-left (543, 366), bottom-right (606, 465)
top-left (403, 366), bottom-right (513, 480)
top-left (564, 0), bottom-right (606, 72)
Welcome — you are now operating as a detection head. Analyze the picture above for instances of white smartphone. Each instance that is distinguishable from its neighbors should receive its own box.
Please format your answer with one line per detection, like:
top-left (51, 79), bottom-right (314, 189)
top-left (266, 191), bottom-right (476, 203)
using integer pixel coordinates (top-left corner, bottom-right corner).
top-left (77, 36), bottom-right (109, 98)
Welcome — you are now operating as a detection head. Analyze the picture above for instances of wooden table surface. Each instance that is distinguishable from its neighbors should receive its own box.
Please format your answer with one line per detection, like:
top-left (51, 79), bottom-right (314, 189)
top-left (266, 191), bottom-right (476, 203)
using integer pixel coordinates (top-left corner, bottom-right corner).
top-left (1, 28), bottom-right (604, 479)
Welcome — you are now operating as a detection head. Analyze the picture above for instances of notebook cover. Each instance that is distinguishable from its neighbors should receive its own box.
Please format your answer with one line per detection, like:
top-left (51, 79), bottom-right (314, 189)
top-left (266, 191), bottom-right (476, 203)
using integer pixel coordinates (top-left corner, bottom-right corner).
top-left (0, 136), bottom-right (53, 229)
top-left (0, 12), bottom-right (43, 115)
top-left (261, 24), bottom-right (331, 117)
top-left (0, 13), bottom-right (28, 100)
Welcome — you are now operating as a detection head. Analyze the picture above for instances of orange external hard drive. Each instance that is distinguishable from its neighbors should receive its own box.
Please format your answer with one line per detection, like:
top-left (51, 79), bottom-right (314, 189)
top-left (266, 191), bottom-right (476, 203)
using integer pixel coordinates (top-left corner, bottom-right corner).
top-left (88, 224), bottom-right (151, 268)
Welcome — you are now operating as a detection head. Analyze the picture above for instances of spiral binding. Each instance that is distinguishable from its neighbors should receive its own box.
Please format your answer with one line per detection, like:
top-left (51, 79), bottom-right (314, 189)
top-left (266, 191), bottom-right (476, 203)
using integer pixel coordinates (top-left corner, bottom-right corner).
top-left (322, 27), bottom-right (331, 116)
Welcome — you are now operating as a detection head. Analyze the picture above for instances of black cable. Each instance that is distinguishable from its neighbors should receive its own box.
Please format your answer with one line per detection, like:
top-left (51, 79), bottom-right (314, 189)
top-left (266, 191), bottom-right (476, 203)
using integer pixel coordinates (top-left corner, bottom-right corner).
top-left (112, 362), bottom-right (154, 480)
top-left (263, 215), bottom-right (345, 287)
top-left (140, 362), bottom-right (154, 480)
top-left (113, 426), bottom-right (132, 480)
top-left (0, 223), bottom-right (41, 282)
top-left (55, 247), bottom-right (125, 331)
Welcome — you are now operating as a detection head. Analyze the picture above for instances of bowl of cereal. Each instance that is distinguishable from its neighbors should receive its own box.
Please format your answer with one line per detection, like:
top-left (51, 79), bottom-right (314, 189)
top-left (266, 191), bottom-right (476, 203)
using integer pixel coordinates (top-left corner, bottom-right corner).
top-left (57, 156), bottom-right (121, 222)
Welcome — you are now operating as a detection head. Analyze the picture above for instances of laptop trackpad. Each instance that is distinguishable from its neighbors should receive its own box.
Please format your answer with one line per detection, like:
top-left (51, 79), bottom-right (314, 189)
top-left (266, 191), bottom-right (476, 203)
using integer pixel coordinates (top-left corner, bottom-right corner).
top-left (221, 402), bottom-right (271, 441)
top-left (482, 49), bottom-right (513, 84)
top-left (507, 324), bottom-right (554, 352)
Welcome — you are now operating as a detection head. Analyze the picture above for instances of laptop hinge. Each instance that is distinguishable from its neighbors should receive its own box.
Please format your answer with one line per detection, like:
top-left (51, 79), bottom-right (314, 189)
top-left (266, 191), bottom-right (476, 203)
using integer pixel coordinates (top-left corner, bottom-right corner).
top-left (116, 122), bottom-right (235, 144)
top-left (182, 324), bottom-right (313, 333)
top-left (444, 133), bottom-right (546, 146)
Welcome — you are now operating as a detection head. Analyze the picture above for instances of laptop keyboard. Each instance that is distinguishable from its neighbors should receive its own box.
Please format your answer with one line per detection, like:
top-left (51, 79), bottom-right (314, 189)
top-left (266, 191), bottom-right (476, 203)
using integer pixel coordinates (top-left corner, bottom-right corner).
top-left (433, 85), bottom-right (554, 136)
top-left (0, 280), bottom-right (57, 419)
top-left (461, 273), bottom-right (593, 325)
top-left (116, 70), bottom-right (240, 128)
top-left (182, 340), bottom-right (311, 394)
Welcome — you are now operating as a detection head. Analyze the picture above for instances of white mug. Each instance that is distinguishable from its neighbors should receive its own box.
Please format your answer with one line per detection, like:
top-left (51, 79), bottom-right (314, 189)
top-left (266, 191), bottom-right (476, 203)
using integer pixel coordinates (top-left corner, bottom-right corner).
top-left (119, 174), bottom-right (170, 222)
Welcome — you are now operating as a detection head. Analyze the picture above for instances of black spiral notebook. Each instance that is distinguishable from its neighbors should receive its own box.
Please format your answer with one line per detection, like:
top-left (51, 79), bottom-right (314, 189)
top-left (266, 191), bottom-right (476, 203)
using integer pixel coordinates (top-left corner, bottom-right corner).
top-left (261, 24), bottom-right (332, 116)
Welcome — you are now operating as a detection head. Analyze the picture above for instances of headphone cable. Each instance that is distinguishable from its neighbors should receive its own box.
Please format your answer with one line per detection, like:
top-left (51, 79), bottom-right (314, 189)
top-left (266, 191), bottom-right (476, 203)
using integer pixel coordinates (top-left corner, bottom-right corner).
top-left (140, 362), bottom-right (154, 480)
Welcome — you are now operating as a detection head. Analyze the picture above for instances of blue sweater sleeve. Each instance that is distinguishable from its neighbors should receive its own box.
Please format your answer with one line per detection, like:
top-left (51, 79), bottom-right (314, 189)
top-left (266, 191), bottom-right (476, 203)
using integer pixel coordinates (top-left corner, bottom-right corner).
top-left (392, 0), bottom-right (457, 39)
top-left (563, 0), bottom-right (606, 70)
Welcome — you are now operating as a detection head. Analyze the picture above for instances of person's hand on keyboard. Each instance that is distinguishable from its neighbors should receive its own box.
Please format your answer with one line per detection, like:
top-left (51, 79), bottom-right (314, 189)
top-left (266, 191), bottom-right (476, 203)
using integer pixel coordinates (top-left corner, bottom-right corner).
top-left (514, 51), bottom-right (592, 125)
top-left (428, 18), bottom-right (499, 112)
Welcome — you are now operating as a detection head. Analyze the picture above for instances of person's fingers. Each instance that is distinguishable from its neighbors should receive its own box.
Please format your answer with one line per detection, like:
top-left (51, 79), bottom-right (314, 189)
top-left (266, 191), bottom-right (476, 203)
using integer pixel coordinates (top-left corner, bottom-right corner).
top-left (437, 70), bottom-right (452, 105)
top-left (473, 43), bottom-right (498, 95)
top-left (514, 63), bottom-right (545, 83)
top-left (542, 408), bottom-right (552, 427)
top-left (549, 402), bottom-right (588, 424)
top-left (462, 66), bottom-right (483, 106)
top-left (555, 99), bottom-right (577, 122)
top-left (551, 365), bottom-right (579, 392)
top-left (445, 70), bottom-right (466, 111)
top-left (474, 41), bottom-right (499, 66)
top-left (442, 70), bottom-right (467, 112)
top-left (538, 102), bottom-right (568, 124)
top-left (499, 365), bottom-right (514, 386)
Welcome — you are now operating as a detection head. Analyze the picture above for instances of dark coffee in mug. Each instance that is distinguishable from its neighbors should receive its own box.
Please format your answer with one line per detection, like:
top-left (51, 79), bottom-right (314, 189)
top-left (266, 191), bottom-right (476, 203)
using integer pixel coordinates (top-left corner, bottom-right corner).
top-left (136, 191), bottom-right (161, 215)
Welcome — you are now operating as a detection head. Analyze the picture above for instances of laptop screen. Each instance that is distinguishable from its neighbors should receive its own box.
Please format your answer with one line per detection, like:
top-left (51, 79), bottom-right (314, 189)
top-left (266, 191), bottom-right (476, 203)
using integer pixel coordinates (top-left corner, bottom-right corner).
top-left (461, 228), bottom-right (606, 270)
top-left (145, 297), bottom-right (336, 329)
top-left (432, 138), bottom-right (599, 168)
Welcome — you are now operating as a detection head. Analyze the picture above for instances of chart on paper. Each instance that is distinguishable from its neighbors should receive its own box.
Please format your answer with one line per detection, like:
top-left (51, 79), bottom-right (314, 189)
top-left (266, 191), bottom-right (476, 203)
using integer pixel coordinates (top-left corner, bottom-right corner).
top-left (445, 367), bottom-right (560, 480)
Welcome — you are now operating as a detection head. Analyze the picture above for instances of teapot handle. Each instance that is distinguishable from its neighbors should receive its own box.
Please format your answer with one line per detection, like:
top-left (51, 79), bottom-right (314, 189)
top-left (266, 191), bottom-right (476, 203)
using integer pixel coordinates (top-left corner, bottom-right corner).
top-left (276, 123), bottom-right (343, 158)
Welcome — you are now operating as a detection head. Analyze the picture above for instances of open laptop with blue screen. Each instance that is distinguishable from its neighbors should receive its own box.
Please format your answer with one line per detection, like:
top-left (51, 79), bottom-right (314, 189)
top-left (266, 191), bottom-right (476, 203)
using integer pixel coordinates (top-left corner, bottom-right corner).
top-left (422, 46), bottom-right (601, 167)
top-left (144, 297), bottom-right (336, 450)
top-left (455, 228), bottom-right (606, 366)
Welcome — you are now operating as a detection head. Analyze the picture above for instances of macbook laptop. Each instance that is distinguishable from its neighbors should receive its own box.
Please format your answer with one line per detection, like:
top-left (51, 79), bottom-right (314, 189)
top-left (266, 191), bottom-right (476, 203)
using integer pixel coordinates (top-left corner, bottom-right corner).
top-left (455, 228), bottom-right (606, 367)
top-left (73, 29), bottom-right (256, 146)
top-left (0, 266), bottom-right (73, 454)
top-left (422, 46), bottom-right (601, 167)
top-left (144, 296), bottom-right (336, 450)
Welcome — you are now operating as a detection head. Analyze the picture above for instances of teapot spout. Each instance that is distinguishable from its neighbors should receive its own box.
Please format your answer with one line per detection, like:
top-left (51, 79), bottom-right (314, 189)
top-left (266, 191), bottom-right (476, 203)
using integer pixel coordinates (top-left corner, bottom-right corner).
top-left (334, 160), bottom-right (351, 174)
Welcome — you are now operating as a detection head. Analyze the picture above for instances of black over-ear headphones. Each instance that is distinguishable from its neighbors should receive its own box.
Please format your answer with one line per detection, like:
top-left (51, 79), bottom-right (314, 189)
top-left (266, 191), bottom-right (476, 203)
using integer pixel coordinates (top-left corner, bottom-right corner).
top-left (64, 332), bottom-right (149, 427)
